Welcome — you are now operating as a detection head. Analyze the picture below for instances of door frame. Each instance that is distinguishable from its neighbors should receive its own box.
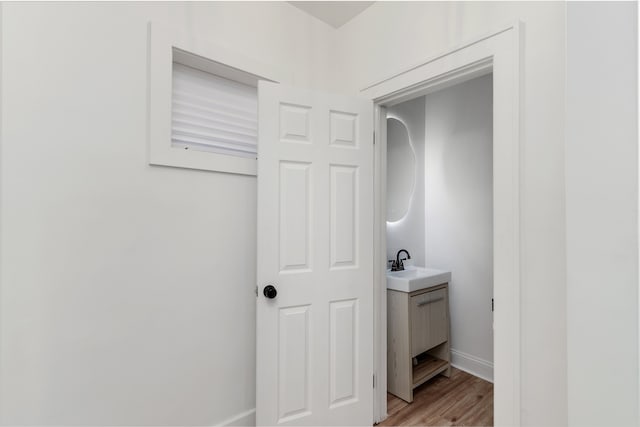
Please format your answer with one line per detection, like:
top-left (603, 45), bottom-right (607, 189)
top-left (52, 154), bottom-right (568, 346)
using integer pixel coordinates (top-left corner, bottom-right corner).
top-left (361, 22), bottom-right (524, 426)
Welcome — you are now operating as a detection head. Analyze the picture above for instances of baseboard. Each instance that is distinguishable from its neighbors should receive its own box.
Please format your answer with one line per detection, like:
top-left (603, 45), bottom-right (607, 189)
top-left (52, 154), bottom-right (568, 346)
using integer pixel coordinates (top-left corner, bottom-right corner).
top-left (215, 408), bottom-right (256, 426)
top-left (450, 348), bottom-right (494, 383)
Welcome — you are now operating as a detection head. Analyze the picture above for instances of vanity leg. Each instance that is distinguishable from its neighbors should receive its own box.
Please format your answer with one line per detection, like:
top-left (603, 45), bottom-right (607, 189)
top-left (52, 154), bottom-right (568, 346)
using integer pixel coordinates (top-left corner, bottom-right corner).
top-left (444, 365), bottom-right (452, 378)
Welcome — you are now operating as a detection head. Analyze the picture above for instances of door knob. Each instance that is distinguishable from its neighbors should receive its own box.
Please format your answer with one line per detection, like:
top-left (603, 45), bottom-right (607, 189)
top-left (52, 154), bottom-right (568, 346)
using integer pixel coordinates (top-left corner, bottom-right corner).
top-left (263, 285), bottom-right (278, 299)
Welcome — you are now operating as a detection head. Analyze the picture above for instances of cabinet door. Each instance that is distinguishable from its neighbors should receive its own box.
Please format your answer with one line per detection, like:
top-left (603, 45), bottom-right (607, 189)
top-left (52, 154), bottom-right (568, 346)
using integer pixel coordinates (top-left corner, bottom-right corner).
top-left (410, 291), bottom-right (432, 357)
top-left (427, 288), bottom-right (448, 348)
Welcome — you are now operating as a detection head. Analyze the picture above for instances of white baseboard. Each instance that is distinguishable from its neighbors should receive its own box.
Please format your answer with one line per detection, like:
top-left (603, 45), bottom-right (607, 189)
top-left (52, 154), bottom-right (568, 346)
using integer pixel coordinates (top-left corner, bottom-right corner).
top-left (215, 408), bottom-right (256, 426)
top-left (450, 348), bottom-right (494, 383)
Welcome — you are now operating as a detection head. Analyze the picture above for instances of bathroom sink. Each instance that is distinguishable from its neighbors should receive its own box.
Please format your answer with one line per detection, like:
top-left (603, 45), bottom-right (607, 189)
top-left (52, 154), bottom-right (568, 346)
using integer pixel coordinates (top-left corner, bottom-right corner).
top-left (386, 266), bottom-right (451, 293)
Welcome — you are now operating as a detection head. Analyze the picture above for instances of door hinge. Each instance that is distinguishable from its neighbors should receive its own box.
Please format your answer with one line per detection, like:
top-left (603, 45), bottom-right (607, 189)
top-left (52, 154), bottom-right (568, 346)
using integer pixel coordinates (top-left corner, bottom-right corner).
top-left (373, 374), bottom-right (376, 388)
top-left (491, 298), bottom-right (494, 312)
top-left (255, 285), bottom-right (258, 297)
top-left (373, 131), bottom-right (376, 145)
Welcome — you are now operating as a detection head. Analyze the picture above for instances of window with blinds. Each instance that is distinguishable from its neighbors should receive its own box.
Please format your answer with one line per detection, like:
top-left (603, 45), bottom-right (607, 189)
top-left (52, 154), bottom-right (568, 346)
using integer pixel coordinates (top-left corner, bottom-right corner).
top-left (171, 62), bottom-right (258, 159)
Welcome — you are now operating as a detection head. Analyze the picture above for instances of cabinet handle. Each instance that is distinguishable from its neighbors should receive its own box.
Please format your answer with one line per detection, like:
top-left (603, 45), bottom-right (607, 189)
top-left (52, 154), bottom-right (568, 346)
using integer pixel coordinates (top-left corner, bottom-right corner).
top-left (417, 297), bottom-right (444, 307)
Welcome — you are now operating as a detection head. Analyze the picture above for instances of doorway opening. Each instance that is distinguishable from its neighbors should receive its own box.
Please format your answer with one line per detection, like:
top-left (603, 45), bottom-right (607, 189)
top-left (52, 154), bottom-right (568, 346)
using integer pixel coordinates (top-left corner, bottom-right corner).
top-left (381, 75), bottom-right (494, 426)
top-left (364, 23), bottom-right (522, 427)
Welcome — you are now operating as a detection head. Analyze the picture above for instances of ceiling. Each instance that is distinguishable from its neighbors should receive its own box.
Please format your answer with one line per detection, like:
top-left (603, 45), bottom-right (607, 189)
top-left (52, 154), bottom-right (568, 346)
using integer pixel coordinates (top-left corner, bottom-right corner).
top-left (289, 1), bottom-right (375, 28)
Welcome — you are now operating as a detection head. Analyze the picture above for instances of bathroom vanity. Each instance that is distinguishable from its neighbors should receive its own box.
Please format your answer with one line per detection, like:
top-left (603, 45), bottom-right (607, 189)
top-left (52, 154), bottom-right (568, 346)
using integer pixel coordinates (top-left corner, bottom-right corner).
top-left (387, 268), bottom-right (451, 403)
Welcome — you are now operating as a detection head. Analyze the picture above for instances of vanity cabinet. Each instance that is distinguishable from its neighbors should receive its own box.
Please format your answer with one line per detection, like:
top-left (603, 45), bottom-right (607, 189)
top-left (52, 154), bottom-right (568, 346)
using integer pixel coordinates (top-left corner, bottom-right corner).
top-left (387, 283), bottom-right (451, 403)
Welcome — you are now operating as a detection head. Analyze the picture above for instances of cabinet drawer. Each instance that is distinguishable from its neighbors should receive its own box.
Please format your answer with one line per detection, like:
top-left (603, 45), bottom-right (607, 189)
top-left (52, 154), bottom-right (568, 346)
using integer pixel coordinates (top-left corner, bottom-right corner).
top-left (410, 288), bottom-right (447, 357)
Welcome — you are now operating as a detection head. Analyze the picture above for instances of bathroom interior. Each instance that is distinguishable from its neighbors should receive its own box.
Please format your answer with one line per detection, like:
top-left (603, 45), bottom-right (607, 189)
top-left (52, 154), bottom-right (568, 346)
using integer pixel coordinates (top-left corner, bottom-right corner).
top-left (383, 74), bottom-right (495, 426)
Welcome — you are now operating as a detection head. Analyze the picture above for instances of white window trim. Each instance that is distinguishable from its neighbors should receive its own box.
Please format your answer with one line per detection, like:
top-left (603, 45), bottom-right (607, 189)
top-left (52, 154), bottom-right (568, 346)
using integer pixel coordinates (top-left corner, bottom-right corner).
top-left (147, 21), bottom-right (287, 175)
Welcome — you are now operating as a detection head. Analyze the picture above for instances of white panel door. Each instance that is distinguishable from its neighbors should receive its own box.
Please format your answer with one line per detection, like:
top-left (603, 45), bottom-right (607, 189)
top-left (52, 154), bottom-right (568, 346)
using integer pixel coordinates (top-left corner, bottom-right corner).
top-left (257, 82), bottom-right (373, 426)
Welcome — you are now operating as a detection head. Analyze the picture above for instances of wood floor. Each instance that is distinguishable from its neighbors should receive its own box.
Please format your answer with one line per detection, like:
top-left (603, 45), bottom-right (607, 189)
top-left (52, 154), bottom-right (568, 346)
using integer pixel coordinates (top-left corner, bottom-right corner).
top-left (378, 368), bottom-right (493, 426)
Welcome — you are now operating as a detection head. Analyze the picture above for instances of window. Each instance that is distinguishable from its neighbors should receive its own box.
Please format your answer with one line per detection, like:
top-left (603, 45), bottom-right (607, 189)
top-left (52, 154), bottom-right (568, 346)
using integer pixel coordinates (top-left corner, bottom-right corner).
top-left (147, 22), bottom-right (285, 175)
top-left (171, 62), bottom-right (258, 159)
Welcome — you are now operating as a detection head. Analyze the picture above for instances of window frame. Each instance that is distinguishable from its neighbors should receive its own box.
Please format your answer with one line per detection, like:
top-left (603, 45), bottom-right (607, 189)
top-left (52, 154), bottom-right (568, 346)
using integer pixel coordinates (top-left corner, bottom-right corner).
top-left (147, 22), bottom-right (286, 175)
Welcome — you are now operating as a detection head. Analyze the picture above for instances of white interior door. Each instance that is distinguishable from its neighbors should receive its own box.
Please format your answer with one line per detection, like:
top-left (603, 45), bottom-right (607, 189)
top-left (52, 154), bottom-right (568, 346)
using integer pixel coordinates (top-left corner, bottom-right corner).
top-left (256, 81), bottom-right (374, 426)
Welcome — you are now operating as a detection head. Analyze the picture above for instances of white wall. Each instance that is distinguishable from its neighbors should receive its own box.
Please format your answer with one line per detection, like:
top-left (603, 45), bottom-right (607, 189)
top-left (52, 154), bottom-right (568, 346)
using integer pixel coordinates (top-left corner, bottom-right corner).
top-left (424, 75), bottom-right (494, 381)
top-left (566, 2), bottom-right (639, 426)
top-left (0, 2), bottom-right (334, 425)
top-left (387, 97), bottom-right (426, 266)
top-left (335, 2), bottom-right (568, 425)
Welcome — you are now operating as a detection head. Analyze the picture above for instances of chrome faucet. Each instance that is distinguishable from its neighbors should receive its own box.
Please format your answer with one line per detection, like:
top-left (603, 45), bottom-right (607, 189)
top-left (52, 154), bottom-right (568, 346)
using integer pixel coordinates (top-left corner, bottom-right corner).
top-left (390, 249), bottom-right (411, 271)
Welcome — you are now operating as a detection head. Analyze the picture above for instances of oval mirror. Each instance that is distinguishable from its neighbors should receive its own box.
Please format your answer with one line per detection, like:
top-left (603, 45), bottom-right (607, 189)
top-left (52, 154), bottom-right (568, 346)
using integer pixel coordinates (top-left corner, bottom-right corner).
top-left (386, 118), bottom-right (416, 222)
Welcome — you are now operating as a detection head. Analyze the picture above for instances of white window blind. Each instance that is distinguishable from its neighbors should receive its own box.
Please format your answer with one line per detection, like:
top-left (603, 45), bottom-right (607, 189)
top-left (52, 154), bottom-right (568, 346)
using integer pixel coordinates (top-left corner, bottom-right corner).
top-left (171, 62), bottom-right (258, 159)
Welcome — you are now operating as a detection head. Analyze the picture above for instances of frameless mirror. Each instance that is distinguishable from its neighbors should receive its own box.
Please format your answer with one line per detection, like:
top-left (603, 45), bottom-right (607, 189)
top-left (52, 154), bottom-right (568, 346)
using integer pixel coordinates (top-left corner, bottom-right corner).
top-left (386, 117), bottom-right (416, 222)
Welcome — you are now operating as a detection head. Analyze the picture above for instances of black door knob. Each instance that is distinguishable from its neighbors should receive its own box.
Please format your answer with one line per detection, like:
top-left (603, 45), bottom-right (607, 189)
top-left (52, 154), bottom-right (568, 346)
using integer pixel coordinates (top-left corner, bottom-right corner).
top-left (263, 285), bottom-right (277, 299)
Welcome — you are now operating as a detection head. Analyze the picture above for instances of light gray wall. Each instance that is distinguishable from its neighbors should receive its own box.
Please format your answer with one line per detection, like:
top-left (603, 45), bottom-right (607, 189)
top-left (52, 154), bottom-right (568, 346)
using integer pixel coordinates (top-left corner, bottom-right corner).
top-left (424, 75), bottom-right (493, 381)
top-left (387, 97), bottom-right (426, 266)
top-left (566, 2), bottom-right (639, 426)
top-left (0, 2), bottom-right (334, 425)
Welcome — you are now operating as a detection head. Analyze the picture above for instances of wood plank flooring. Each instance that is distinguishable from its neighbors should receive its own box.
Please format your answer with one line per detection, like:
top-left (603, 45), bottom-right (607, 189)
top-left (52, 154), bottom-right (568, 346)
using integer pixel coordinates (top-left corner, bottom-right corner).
top-left (378, 368), bottom-right (493, 426)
